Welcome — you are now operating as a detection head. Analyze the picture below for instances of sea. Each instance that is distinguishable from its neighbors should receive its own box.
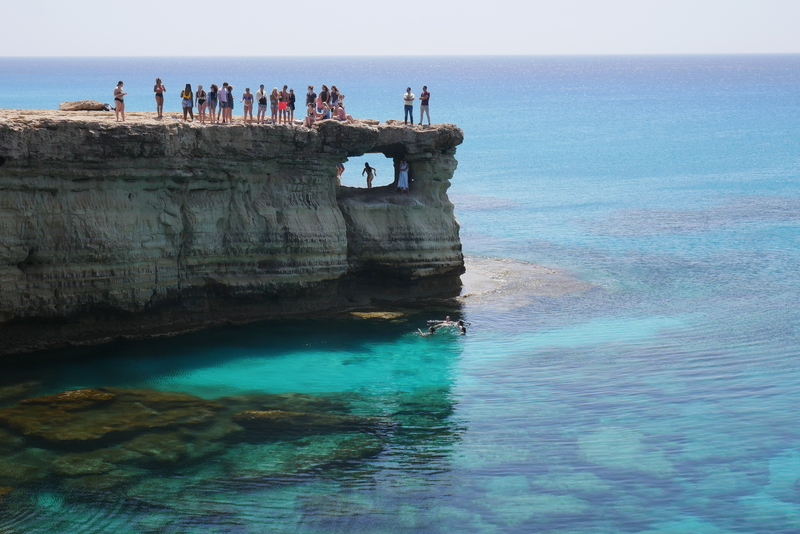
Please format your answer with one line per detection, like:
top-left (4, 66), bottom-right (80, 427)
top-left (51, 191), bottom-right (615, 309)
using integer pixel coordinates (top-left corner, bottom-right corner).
top-left (1, 55), bottom-right (800, 533)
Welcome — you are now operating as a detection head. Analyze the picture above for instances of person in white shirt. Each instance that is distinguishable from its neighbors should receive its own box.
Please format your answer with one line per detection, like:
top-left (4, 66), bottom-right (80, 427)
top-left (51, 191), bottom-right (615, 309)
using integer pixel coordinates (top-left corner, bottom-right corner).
top-left (256, 85), bottom-right (268, 124)
top-left (403, 87), bottom-right (414, 125)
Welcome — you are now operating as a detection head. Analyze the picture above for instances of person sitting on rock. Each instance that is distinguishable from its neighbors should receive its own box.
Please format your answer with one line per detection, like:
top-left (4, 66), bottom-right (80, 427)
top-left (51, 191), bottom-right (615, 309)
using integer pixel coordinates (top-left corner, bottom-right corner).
top-left (334, 103), bottom-right (354, 123)
top-left (304, 103), bottom-right (316, 128)
top-left (316, 102), bottom-right (332, 120)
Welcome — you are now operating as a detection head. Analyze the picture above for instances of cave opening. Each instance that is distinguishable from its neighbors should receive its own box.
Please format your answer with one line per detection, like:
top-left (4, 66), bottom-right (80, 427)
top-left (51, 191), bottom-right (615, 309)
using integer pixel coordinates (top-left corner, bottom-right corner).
top-left (338, 152), bottom-right (398, 190)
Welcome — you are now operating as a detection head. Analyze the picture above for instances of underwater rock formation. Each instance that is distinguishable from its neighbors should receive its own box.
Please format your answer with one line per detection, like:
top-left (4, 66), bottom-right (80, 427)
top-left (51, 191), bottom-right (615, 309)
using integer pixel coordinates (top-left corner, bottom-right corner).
top-left (0, 386), bottom-right (389, 494)
top-left (0, 112), bottom-right (464, 354)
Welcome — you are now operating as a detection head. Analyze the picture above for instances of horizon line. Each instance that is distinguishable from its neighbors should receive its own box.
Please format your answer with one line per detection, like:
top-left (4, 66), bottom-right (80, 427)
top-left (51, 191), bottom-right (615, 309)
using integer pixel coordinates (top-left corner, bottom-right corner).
top-left (2, 52), bottom-right (800, 59)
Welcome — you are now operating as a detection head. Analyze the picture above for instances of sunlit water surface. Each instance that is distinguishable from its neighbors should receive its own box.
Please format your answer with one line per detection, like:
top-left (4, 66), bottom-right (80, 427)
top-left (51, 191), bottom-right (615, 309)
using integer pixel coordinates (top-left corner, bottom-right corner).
top-left (1, 55), bottom-right (800, 533)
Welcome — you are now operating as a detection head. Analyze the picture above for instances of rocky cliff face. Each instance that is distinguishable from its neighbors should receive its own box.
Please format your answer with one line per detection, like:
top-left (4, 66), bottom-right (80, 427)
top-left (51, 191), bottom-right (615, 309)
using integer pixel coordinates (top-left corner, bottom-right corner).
top-left (0, 112), bottom-right (464, 354)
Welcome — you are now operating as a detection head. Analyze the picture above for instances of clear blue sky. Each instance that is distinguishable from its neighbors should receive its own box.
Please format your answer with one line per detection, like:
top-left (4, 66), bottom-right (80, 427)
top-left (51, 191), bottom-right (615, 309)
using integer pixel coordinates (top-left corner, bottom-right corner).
top-left (6, 0), bottom-right (800, 56)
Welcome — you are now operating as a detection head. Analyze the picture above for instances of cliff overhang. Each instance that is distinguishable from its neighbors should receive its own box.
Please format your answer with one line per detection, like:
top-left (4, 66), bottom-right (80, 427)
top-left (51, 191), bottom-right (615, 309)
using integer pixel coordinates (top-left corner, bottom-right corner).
top-left (0, 111), bottom-right (464, 355)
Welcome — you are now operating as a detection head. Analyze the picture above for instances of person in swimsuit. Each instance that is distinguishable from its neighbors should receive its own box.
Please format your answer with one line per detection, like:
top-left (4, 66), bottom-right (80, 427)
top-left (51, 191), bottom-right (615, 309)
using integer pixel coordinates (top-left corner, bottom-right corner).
top-left (207, 84), bottom-right (218, 123)
top-left (153, 78), bottom-right (166, 119)
top-left (362, 162), bottom-right (377, 189)
top-left (114, 81), bottom-right (127, 122)
top-left (196, 85), bottom-right (207, 124)
top-left (256, 84), bottom-right (268, 124)
top-left (181, 83), bottom-right (194, 122)
top-left (288, 88), bottom-right (296, 124)
top-left (334, 103), bottom-right (354, 123)
top-left (418, 326), bottom-right (436, 336)
top-left (270, 88), bottom-right (279, 124)
top-left (226, 85), bottom-right (234, 123)
top-left (304, 103), bottom-right (316, 128)
top-left (241, 87), bottom-right (254, 123)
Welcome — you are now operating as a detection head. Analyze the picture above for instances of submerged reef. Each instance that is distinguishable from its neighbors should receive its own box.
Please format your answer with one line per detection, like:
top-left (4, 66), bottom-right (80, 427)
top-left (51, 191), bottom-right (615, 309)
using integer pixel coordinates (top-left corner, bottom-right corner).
top-left (0, 384), bottom-right (459, 507)
top-left (0, 111), bottom-right (464, 354)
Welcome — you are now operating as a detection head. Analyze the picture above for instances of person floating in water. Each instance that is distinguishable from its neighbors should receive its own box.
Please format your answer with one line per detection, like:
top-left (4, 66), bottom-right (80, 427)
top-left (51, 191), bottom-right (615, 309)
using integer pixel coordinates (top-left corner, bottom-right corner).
top-left (418, 326), bottom-right (436, 336)
top-left (429, 316), bottom-right (455, 327)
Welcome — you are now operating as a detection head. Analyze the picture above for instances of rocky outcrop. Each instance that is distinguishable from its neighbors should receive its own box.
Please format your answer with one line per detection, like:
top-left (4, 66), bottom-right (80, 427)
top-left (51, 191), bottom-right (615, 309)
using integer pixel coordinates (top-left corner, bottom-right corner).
top-left (58, 100), bottom-right (107, 111)
top-left (0, 112), bottom-right (464, 354)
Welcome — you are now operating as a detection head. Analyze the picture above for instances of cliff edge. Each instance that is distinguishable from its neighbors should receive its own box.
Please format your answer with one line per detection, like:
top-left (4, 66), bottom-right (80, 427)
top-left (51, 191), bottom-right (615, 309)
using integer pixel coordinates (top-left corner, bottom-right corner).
top-left (0, 111), bottom-right (464, 354)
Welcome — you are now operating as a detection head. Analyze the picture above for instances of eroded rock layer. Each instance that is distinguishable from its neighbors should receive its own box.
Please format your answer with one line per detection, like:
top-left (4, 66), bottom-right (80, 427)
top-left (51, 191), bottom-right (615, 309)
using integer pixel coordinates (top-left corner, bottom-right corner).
top-left (0, 112), bottom-right (464, 354)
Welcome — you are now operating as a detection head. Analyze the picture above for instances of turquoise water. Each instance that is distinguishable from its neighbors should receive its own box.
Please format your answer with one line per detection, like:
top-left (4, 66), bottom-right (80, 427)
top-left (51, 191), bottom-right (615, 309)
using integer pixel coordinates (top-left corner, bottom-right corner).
top-left (1, 56), bottom-right (800, 532)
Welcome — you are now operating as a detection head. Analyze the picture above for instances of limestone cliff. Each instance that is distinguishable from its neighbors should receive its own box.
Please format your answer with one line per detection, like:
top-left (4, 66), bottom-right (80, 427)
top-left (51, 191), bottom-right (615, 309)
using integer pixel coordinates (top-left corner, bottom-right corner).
top-left (0, 111), bottom-right (464, 354)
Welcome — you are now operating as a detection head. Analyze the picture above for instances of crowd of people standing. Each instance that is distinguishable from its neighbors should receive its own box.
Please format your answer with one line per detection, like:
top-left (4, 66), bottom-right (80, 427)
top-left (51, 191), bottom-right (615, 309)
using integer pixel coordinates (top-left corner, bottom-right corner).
top-left (114, 79), bottom-right (357, 125)
top-left (112, 80), bottom-right (431, 128)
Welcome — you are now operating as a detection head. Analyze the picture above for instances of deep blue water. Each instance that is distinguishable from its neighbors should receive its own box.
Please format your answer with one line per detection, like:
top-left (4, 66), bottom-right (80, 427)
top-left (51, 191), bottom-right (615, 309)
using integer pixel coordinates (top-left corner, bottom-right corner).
top-left (1, 56), bottom-right (800, 533)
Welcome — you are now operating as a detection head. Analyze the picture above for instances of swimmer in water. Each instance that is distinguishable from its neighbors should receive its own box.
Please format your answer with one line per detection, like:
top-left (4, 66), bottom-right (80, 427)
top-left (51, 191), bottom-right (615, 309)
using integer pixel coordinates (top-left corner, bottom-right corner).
top-left (429, 316), bottom-right (454, 326)
top-left (418, 326), bottom-right (437, 336)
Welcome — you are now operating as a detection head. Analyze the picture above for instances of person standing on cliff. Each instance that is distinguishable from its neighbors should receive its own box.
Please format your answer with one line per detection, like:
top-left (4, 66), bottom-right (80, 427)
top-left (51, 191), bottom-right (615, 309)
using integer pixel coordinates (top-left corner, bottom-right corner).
top-left (181, 83), bottom-right (194, 122)
top-left (114, 81), bottom-right (126, 122)
top-left (218, 82), bottom-right (229, 124)
top-left (419, 86), bottom-right (430, 126)
top-left (403, 87), bottom-right (414, 125)
top-left (306, 86), bottom-right (316, 108)
top-left (362, 162), bottom-right (377, 189)
top-left (153, 78), bottom-right (166, 120)
top-left (256, 85), bottom-right (268, 124)
top-left (397, 158), bottom-right (410, 194)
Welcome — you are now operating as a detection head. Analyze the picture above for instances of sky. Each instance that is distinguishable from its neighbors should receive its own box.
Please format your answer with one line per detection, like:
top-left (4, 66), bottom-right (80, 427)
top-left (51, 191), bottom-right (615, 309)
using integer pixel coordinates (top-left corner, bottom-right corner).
top-left (4, 0), bottom-right (800, 56)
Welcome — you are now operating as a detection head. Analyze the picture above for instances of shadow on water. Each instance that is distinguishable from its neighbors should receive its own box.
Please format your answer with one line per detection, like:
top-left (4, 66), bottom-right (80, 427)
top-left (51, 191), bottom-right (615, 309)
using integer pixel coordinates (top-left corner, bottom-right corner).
top-left (0, 311), bottom-right (468, 533)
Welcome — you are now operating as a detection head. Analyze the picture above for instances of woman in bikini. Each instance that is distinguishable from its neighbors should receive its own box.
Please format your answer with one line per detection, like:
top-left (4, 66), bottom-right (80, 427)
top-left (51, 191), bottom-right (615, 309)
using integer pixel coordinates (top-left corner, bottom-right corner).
top-left (241, 87), bottom-right (254, 123)
top-left (114, 81), bottom-right (127, 122)
top-left (196, 85), bottom-right (207, 123)
top-left (304, 103), bottom-right (316, 128)
top-left (362, 162), bottom-right (377, 189)
top-left (153, 78), bottom-right (166, 119)
top-left (181, 83), bottom-right (194, 122)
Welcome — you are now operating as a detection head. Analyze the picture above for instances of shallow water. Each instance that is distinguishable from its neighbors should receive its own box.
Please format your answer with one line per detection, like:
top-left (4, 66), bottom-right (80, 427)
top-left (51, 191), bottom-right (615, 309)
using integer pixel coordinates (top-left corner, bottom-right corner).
top-left (1, 55), bottom-right (800, 532)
